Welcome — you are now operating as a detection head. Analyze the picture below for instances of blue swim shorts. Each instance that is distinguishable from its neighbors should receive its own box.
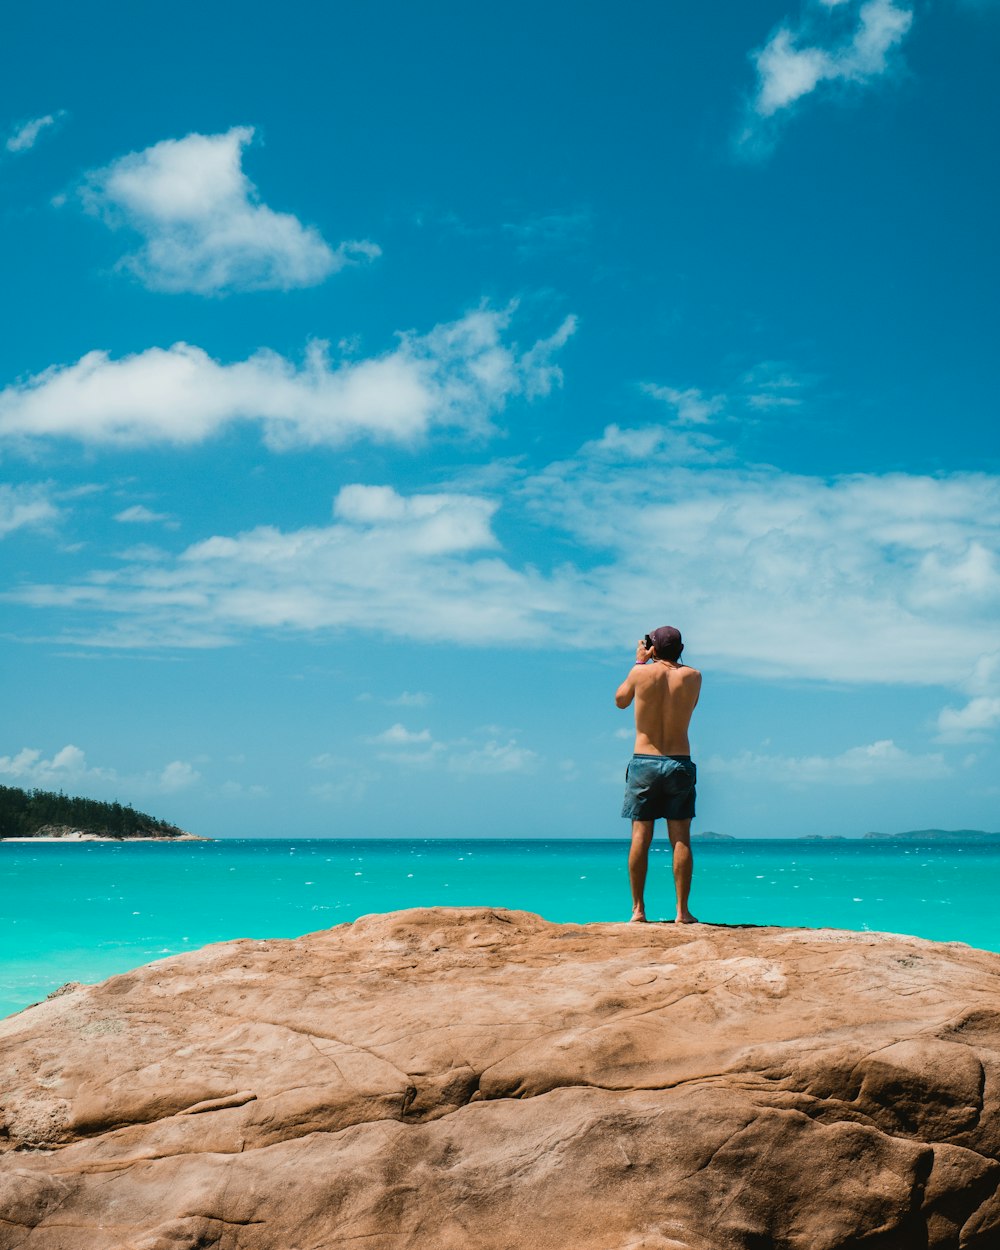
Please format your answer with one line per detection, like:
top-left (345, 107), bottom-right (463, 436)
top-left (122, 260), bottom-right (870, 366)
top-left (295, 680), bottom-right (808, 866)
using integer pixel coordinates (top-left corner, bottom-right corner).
top-left (621, 754), bottom-right (697, 821)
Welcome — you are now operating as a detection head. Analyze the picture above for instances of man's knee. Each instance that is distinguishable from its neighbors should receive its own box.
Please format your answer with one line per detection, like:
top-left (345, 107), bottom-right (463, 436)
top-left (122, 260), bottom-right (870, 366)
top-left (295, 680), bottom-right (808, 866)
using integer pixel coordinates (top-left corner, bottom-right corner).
top-left (667, 819), bottom-right (692, 847)
top-left (631, 820), bottom-right (655, 848)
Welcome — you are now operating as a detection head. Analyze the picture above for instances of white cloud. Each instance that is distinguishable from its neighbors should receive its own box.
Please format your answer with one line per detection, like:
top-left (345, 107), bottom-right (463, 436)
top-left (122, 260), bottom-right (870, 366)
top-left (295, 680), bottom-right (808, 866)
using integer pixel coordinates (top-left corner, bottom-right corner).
top-left (80, 126), bottom-right (376, 294)
top-left (332, 483), bottom-right (499, 554)
top-left (315, 726), bottom-right (538, 779)
top-left (739, 0), bottom-right (913, 151)
top-left (966, 652), bottom-right (1000, 695)
top-left (0, 744), bottom-right (106, 787)
top-left (114, 504), bottom-right (174, 525)
top-left (8, 441), bottom-right (1000, 723)
top-left (0, 483), bottom-right (58, 537)
top-left (521, 438), bottom-right (1000, 691)
top-left (937, 697), bottom-right (1000, 742)
top-left (518, 315), bottom-right (578, 399)
top-left (0, 744), bottom-right (199, 796)
top-left (368, 723), bottom-right (434, 746)
top-left (8, 482), bottom-right (576, 649)
top-left (386, 691), bottom-right (432, 708)
top-left (0, 307), bottom-right (575, 449)
top-left (755, 31), bottom-right (833, 116)
top-left (641, 384), bottom-right (726, 425)
top-left (641, 363), bottom-right (811, 427)
top-left (309, 752), bottom-right (346, 771)
top-left (577, 422), bottom-right (726, 466)
top-left (741, 362), bottom-right (809, 410)
top-left (220, 779), bottom-right (268, 798)
top-left (310, 777), bottom-right (370, 804)
top-left (711, 739), bottom-right (951, 786)
top-left (936, 654), bottom-right (1000, 745)
top-left (5, 111), bottom-right (66, 154)
top-left (157, 760), bottom-right (201, 791)
top-left (448, 739), bottom-right (539, 775)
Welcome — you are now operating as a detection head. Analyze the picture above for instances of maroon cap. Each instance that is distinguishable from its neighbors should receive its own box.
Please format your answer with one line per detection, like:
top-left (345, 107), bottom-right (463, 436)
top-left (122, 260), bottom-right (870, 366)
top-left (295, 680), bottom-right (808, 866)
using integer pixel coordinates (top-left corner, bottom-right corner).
top-left (647, 626), bottom-right (683, 660)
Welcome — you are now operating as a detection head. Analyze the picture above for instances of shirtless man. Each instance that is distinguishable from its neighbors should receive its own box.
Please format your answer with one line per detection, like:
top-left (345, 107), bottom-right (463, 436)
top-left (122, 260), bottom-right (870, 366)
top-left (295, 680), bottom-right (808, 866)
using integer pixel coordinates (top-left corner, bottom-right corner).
top-left (615, 625), bottom-right (702, 924)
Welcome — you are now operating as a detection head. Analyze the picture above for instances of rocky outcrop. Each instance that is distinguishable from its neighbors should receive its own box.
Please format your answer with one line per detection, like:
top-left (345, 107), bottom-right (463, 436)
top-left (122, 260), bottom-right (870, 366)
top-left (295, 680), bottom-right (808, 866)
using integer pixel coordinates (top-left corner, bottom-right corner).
top-left (2, 908), bottom-right (1000, 1249)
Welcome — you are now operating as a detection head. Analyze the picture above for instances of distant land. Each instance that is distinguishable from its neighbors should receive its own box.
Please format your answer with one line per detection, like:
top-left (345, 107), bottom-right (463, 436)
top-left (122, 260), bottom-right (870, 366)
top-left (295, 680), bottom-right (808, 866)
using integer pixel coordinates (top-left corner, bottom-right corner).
top-left (0, 784), bottom-right (207, 842)
top-left (695, 829), bottom-right (997, 843)
top-left (862, 829), bottom-right (1000, 843)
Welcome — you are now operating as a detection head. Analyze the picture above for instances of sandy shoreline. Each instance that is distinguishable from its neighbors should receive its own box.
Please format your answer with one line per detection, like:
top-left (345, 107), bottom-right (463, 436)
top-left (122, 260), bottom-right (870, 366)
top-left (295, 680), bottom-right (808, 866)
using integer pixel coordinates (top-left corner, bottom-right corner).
top-left (1, 833), bottom-right (209, 842)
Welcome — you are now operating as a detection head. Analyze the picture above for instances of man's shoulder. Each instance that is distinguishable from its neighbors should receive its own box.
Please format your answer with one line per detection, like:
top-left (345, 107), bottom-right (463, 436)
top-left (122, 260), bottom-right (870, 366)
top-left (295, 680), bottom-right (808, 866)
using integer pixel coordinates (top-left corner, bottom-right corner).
top-left (681, 664), bottom-right (702, 681)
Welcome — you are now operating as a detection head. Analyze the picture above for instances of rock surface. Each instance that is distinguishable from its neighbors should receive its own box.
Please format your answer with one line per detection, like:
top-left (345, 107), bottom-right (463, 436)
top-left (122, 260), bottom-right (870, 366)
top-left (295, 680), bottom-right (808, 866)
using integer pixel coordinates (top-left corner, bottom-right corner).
top-left (2, 907), bottom-right (1000, 1250)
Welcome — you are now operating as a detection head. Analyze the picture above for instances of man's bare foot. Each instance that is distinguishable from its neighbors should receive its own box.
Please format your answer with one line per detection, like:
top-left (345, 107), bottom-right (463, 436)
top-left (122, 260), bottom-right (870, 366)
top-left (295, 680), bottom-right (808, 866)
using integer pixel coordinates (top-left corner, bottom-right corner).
top-left (630, 905), bottom-right (648, 923)
top-left (675, 912), bottom-right (699, 924)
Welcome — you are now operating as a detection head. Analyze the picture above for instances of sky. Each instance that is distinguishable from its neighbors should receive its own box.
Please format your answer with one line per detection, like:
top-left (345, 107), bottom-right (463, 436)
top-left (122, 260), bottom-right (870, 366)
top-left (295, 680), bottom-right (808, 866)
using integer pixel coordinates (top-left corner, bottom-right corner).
top-left (1, 0), bottom-right (998, 839)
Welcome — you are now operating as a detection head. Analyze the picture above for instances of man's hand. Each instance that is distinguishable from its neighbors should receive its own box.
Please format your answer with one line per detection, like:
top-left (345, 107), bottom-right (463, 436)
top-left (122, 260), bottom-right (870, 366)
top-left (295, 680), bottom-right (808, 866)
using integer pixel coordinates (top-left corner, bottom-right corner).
top-left (635, 639), bottom-right (654, 665)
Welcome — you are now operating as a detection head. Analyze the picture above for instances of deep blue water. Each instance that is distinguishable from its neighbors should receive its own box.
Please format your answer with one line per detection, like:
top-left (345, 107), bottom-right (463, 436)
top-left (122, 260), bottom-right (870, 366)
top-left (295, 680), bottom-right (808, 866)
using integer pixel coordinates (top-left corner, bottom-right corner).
top-left (2, 838), bottom-right (997, 1018)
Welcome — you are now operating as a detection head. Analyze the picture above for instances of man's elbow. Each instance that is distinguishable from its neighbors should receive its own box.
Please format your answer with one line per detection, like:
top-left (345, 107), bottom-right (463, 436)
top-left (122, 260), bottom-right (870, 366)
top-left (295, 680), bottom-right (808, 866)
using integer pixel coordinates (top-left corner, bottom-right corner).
top-left (614, 692), bottom-right (631, 709)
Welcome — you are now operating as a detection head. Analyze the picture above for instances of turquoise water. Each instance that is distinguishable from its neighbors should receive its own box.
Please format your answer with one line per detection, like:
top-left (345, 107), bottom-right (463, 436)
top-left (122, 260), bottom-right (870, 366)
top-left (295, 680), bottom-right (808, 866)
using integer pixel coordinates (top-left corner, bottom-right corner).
top-left (2, 838), bottom-right (997, 1018)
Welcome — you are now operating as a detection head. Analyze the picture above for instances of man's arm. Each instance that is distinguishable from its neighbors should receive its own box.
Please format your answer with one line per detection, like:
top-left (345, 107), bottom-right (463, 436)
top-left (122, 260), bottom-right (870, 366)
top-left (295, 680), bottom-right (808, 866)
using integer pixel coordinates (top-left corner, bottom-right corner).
top-left (615, 639), bottom-right (654, 708)
top-left (615, 673), bottom-right (636, 708)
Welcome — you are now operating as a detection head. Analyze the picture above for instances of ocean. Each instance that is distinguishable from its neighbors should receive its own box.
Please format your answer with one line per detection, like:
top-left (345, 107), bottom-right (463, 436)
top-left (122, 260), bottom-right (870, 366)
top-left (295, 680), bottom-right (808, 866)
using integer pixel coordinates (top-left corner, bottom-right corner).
top-left (2, 837), bottom-right (997, 1019)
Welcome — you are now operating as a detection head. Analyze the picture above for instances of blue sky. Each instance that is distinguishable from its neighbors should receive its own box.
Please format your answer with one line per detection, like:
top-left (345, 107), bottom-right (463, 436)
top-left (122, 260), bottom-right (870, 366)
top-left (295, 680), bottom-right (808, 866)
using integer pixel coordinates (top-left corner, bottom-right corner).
top-left (1, 0), bottom-right (997, 838)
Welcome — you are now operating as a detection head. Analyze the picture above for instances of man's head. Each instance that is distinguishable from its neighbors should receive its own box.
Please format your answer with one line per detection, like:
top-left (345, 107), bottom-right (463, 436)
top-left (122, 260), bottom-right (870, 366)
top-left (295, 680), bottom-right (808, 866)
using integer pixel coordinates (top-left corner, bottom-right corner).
top-left (645, 625), bottom-right (684, 662)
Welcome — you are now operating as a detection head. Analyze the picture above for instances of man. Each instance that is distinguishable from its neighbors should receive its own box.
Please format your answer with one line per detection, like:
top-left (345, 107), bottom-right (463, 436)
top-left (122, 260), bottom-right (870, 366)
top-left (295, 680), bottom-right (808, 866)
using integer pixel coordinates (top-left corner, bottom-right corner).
top-left (615, 625), bottom-right (702, 924)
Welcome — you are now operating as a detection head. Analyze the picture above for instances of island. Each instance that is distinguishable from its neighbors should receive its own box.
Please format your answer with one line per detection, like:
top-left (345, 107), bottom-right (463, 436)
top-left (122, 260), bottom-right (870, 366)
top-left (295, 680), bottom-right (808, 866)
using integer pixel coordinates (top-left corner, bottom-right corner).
top-left (863, 828), bottom-right (1000, 843)
top-left (3, 906), bottom-right (999, 1247)
top-left (0, 783), bottom-right (208, 841)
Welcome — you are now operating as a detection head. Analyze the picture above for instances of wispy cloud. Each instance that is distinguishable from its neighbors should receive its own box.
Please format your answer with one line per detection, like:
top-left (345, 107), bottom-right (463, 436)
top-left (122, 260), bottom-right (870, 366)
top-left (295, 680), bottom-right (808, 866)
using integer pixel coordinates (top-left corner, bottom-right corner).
top-left (710, 739), bottom-right (951, 786)
top-left (367, 723), bottom-right (435, 747)
top-left (10, 482), bottom-right (574, 648)
top-left (741, 362), bottom-right (810, 410)
top-left (79, 126), bottom-right (377, 294)
top-left (640, 384), bottom-right (726, 425)
top-left (5, 111), bottom-right (66, 154)
top-left (8, 440), bottom-right (1000, 735)
top-left (522, 439), bottom-right (1000, 697)
top-left (641, 362), bottom-right (813, 427)
top-left (157, 760), bottom-right (201, 792)
top-left (0, 482), bottom-right (58, 538)
top-left (0, 306), bottom-right (576, 449)
top-left (737, 0), bottom-right (914, 155)
top-left (325, 724), bottom-right (538, 776)
top-left (936, 652), bottom-right (1000, 741)
top-left (386, 691), bottom-right (432, 708)
top-left (438, 208), bottom-right (593, 259)
top-left (936, 697), bottom-right (1000, 742)
top-left (448, 738), bottom-right (539, 774)
top-left (114, 504), bottom-right (177, 527)
top-left (500, 209), bottom-right (594, 258)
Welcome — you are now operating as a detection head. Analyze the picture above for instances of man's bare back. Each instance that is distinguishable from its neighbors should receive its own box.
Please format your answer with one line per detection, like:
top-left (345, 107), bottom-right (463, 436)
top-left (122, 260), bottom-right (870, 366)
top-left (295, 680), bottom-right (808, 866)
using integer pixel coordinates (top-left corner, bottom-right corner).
top-left (615, 626), bottom-right (702, 925)
top-left (615, 643), bottom-right (702, 755)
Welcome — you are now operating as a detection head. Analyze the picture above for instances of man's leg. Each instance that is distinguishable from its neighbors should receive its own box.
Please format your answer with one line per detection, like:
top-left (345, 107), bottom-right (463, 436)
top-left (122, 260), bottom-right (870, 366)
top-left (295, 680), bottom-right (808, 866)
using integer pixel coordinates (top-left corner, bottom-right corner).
top-left (667, 819), bottom-right (698, 923)
top-left (628, 820), bottom-right (655, 922)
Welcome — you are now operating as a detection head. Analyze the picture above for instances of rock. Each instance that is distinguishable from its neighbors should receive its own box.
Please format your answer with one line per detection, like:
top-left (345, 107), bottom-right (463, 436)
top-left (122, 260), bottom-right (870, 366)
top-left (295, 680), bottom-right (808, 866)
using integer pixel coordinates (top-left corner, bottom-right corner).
top-left (2, 907), bottom-right (1000, 1249)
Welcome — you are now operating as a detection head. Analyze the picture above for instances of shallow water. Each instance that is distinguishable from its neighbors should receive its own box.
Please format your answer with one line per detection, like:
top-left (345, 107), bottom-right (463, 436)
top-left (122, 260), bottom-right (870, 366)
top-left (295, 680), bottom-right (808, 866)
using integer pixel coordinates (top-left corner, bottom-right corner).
top-left (2, 838), bottom-right (997, 1018)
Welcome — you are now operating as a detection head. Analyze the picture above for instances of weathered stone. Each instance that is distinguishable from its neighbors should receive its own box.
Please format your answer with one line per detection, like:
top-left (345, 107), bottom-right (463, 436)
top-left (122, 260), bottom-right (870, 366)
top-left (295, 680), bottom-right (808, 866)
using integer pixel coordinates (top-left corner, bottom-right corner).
top-left (2, 907), bottom-right (999, 1249)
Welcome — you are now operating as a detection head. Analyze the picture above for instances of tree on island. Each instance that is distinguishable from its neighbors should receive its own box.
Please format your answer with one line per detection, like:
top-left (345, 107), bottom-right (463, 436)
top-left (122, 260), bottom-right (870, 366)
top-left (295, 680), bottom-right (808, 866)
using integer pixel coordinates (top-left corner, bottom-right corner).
top-left (0, 784), bottom-right (185, 839)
